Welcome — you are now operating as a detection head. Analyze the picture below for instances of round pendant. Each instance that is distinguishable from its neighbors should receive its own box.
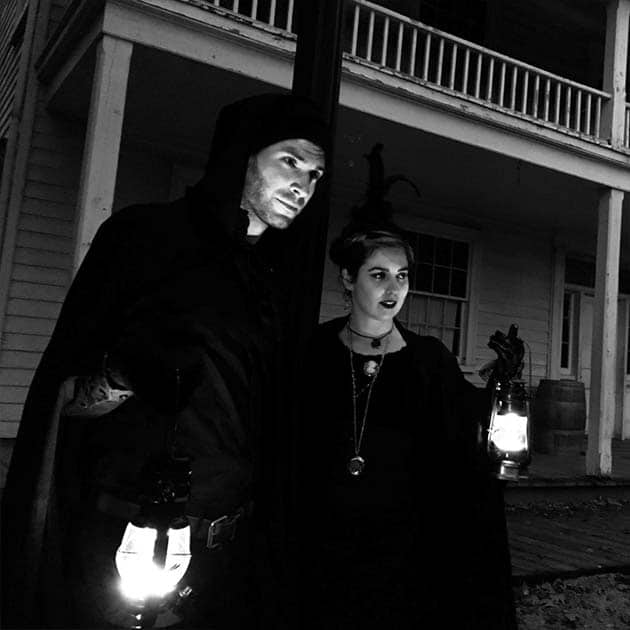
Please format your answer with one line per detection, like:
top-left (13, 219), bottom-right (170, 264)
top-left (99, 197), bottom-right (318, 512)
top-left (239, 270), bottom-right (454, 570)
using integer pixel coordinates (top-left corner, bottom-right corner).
top-left (363, 360), bottom-right (379, 377)
top-left (347, 455), bottom-right (366, 477)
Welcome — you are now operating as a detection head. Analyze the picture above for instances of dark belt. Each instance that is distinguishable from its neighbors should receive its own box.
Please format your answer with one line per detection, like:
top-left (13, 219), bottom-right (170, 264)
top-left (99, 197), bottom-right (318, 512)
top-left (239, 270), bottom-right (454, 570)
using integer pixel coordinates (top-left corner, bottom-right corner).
top-left (96, 492), bottom-right (253, 551)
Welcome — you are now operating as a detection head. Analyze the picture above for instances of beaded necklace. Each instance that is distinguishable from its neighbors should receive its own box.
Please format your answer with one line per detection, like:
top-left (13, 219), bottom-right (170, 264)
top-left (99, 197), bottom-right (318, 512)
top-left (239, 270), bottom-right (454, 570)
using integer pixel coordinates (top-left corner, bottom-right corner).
top-left (346, 324), bottom-right (389, 477)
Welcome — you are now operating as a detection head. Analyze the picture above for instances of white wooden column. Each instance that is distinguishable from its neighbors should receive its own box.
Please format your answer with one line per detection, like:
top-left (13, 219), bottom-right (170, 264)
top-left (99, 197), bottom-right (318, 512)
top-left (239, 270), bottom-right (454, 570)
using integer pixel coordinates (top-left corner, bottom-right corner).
top-left (602, 0), bottom-right (630, 147)
top-left (586, 188), bottom-right (623, 476)
top-left (73, 35), bottom-right (133, 272)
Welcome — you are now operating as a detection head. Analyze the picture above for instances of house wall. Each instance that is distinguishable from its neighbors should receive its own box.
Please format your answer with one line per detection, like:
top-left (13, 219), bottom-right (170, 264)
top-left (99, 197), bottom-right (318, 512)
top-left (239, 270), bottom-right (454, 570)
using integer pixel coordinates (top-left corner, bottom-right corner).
top-left (0, 0), bottom-right (102, 443)
top-left (0, 0), bottom-right (26, 138)
top-left (0, 107), bottom-right (82, 436)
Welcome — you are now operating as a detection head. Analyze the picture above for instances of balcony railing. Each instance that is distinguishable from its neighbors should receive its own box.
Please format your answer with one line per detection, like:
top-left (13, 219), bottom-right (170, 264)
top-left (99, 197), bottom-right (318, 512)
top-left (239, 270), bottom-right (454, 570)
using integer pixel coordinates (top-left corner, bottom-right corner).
top-left (203, 0), bottom-right (624, 147)
top-left (347, 0), bottom-right (611, 142)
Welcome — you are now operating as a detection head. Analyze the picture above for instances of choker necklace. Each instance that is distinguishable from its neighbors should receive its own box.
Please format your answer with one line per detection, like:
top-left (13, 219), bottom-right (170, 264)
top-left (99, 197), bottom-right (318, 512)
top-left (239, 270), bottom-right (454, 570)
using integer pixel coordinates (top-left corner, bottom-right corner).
top-left (348, 324), bottom-right (394, 348)
top-left (346, 326), bottom-right (388, 477)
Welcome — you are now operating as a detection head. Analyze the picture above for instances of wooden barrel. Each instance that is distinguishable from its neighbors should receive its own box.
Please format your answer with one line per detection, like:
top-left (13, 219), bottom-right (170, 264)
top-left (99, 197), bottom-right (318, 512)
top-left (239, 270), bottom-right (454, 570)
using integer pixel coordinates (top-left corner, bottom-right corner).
top-left (533, 379), bottom-right (586, 453)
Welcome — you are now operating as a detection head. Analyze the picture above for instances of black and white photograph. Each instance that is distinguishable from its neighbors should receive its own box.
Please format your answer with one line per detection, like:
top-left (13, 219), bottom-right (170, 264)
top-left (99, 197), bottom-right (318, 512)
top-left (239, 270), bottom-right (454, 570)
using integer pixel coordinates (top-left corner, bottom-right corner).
top-left (1, 1), bottom-right (630, 628)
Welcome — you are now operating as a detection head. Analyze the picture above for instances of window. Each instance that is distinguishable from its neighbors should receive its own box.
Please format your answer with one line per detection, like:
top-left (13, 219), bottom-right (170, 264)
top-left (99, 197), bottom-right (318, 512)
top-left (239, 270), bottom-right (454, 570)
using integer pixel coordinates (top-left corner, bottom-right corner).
top-left (397, 231), bottom-right (470, 358)
top-left (560, 290), bottom-right (578, 375)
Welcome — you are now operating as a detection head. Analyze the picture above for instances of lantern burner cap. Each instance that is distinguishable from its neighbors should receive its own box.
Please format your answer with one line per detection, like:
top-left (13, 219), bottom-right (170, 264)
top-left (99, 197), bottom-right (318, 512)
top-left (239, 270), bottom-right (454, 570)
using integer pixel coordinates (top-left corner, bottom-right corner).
top-left (497, 461), bottom-right (521, 481)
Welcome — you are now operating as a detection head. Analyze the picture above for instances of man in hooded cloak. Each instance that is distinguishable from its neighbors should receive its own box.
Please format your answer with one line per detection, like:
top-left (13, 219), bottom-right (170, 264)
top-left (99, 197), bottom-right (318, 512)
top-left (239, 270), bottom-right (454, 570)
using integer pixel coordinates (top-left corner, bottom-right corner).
top-left (1, 93), bottom-right (329, 629)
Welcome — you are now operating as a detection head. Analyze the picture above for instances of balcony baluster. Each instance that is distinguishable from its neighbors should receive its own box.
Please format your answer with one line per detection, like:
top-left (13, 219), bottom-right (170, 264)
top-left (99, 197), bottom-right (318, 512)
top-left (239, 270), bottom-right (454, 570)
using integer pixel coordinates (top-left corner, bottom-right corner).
top-left (410, 27), bottom-right (418, 76)
top-left (437, 38), bottom-right (445, 85)
top-left (351, 4), bottom-right (360, 56)
top-left (449, 43), bottom-right (457, 90)
top-left (381, 17), bottom-right (390, 66)
top-left (395, 22), bottom-right (403, 71)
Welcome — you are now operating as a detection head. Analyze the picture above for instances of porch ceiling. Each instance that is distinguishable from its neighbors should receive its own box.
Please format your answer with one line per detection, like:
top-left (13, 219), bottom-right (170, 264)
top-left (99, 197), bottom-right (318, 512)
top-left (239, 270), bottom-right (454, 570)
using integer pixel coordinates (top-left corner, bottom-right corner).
top-left (47, 43), bottom-right (630, 263)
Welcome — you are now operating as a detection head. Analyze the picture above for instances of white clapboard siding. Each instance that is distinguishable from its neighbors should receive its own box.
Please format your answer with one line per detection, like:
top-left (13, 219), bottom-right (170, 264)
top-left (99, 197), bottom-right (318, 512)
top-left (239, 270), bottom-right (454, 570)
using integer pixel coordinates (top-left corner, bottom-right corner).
top-left (24, 181), bottom-right (79, 205)
top-left (4, 315), bottom-right (55, 336)
top-left (13, 247), bottom-right (71, 271)
top-left (2, 333), bottom-right (49, 352)
top-left (17, 230), bottom-right (73, 254)
top-left (475, 228), bottom-right (552, 383)
top-left (22, 197), bottom-right (74, 221)
top-left (0, 350), bottom-right (41, 369)
top-left (0, 405), bottom-right (21, 421)
top-left (7, 298), bottom-right (61, 319)
top-left (19, 214), bottom-right (74, 238)
top-left (0, 385), bottom-right (28, 404)
top-left (10, 279), bottom-right (68, 301)
top-left (12, 263), bottom-right (69, 286)
top-left (0, 0), bottom-right (77, 436)
top-left (0, 368), bottom-right (34, 386)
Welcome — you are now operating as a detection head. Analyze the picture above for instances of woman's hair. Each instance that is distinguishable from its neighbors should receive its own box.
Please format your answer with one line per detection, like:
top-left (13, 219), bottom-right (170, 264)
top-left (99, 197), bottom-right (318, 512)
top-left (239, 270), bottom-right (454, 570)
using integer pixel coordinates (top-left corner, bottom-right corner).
top-left (329, 222), bottom-right (415, 280)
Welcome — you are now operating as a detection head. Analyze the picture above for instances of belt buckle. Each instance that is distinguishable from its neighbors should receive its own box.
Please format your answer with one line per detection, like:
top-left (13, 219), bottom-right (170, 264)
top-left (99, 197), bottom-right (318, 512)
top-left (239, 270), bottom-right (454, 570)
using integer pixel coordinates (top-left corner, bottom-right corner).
top-left (206, 512), bottom-right (240, 551)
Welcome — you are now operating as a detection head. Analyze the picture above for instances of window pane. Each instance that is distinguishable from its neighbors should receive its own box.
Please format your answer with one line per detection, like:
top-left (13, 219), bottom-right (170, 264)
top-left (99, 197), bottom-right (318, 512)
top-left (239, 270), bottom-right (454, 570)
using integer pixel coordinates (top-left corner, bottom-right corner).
top-left (451, 269), bottom-right (467, 298)
top-left (416, 263), bottom-right (433, 292)
top-left (452, 241), bottom-right (469, 269)
top-left (427, 299), bottom-right (443, 325)
top-left (408, 294), bottom-right (426, 328)
top-left (435, 237), bottom-right (452, 266)
top-left (443, 300), bottom-right (459, 327)
top-left (417, 234), bottom-right (435, 263)
top-left (433, 266), bottom-right (450, 295)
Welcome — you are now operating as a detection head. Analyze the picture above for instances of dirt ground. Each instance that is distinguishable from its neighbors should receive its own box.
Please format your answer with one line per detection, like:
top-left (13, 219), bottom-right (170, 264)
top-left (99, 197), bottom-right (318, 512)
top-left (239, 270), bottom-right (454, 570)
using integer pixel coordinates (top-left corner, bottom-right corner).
top-left (514, 573), bottom-right (630, 629)
top-left (508, 497), bottom-right (630, 628)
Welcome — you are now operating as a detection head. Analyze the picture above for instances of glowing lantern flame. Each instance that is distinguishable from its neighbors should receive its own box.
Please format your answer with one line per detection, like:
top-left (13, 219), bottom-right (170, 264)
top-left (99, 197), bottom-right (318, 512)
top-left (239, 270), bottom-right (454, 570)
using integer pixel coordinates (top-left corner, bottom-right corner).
top-left (115, 523), bottom-right (191, 601)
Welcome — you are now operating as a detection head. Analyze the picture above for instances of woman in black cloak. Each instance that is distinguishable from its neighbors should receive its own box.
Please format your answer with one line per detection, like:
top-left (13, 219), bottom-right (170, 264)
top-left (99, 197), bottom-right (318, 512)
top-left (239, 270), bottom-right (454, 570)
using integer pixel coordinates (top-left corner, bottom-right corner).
top-left (295, 147), bottom-right (517, 628)
top-left (297, 223), bottom-right (517, 629)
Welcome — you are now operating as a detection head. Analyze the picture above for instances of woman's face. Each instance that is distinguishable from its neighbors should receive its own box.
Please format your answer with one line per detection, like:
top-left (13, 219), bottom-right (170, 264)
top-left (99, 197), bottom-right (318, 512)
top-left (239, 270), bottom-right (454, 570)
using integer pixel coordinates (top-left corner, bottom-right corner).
top-left (342, 247), bottom-right (410, 323)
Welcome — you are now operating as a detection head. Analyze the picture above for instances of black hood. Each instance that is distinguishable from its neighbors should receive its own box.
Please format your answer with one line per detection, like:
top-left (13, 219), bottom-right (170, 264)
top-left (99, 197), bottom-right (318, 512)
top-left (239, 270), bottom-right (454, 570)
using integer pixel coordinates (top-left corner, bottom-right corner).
top-left (188, 93), bottom-right (330, 242)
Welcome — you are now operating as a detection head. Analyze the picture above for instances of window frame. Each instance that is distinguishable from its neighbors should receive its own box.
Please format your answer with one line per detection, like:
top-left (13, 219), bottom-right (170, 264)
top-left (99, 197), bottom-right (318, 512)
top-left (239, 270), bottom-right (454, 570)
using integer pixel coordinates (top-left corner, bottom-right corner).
top-left (393, 214), bottom-right (480, 367)
top-left (559, 288), bottom-right (579, 378)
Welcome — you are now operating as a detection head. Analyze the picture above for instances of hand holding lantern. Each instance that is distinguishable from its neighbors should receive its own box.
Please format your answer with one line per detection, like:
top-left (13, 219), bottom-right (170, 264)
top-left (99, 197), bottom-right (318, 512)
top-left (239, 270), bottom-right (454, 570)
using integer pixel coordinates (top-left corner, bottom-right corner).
top-left (485, 325), bottom-right (531, 481)
top-left (115, 454), bottom-right (193, 628)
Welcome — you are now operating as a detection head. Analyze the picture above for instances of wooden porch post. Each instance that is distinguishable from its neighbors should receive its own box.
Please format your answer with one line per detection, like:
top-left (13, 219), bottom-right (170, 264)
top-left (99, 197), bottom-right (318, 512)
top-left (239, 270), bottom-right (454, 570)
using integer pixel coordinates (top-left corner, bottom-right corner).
top-left (602, 0), bottom-right (630, 148)
top-left (586, 188), bottom-right (624, 476)
top-left (277, 0), bottom-right (344, 522)
top-left (73, 35), bottom-right (132, 271)
top-left (290, 0), bottom-right (344, 327)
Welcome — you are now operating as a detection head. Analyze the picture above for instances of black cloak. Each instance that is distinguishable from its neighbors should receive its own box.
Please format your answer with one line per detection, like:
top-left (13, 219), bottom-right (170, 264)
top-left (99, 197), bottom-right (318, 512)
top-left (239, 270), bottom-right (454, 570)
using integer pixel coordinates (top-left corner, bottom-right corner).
top-left (1, 93), bottom-right (329, 628)
top-left (297, 317), bottom-right (517, 629)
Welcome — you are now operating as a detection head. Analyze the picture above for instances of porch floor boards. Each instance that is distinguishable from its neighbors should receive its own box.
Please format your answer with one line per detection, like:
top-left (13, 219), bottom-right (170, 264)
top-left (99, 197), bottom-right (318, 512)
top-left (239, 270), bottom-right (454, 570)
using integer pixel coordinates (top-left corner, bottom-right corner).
top-left (507, 438), bottom-right (630, 580)
top-left (507, 504), bottom-right (630, 581)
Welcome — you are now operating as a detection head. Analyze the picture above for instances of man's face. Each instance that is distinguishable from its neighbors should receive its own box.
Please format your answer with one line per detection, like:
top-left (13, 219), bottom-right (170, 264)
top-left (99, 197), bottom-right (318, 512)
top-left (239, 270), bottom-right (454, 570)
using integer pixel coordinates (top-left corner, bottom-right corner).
top-left (241, 138), bottom-right (326, 235)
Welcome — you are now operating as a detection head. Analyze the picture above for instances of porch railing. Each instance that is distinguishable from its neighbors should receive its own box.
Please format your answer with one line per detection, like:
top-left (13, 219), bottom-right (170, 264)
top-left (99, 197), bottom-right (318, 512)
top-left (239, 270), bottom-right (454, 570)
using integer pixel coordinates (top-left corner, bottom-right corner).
top-left (208, 0), bottom-right (295, 31)
top-left (347, 0), bottom-right (610, 141)
top-left (203, 0), bottom-right (623, 146)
